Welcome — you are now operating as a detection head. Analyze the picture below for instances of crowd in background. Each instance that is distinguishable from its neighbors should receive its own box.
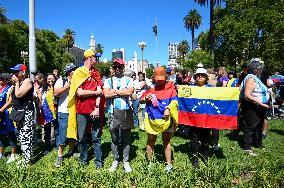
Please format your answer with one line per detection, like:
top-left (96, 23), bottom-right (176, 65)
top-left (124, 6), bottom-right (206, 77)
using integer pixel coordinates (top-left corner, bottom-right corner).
top-left (0, 49), bottom-right (283, 172)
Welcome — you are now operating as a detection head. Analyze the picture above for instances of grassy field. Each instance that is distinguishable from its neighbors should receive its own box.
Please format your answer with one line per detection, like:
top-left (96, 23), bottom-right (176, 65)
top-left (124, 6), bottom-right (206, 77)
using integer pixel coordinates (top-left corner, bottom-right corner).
top-left (0, 120), bottom-right (283, 188)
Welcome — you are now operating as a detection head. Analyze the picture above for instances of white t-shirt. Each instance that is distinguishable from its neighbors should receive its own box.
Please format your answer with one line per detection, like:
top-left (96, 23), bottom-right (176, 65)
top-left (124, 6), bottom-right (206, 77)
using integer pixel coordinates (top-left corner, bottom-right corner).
top-left (54, 77), bottom-right (69, 113)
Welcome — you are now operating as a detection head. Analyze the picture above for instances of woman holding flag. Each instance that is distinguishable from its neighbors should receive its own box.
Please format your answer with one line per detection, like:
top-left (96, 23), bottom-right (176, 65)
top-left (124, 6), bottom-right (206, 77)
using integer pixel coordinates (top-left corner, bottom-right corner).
top-left (39, 73), bottom-right (56, 154)
top-left (140, 66), bottom-right (178, 173)
top-left (188, 65), bottom-right (212, 168)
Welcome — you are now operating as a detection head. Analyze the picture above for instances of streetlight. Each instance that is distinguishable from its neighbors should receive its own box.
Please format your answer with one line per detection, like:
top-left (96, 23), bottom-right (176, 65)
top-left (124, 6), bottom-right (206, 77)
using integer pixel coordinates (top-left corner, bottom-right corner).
top-left (21, 51), bottom-right (28, 65)
top-left (138, 41), bottom-right (146, 73)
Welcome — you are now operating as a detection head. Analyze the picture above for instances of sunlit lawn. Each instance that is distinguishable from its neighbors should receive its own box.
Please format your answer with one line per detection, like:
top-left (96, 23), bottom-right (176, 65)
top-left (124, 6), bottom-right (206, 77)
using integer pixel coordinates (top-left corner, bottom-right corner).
top-left (0, 120), bottom-right (283, 187)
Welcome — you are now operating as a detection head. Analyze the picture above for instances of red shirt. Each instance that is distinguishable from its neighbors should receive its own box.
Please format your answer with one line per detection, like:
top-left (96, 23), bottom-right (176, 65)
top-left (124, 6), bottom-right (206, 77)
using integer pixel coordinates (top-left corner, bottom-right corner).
top-left (76, 69), bottom-right (102, 114)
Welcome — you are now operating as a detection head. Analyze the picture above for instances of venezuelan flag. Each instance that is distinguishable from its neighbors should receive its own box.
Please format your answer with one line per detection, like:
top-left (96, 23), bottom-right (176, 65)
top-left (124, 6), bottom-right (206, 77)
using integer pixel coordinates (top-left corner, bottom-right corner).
top-left (178, 86), bottom-right (239, 130)
top-left (41, 89), bottom-right (56, 125)
top-left (141, 82), bottom-right (178, 135)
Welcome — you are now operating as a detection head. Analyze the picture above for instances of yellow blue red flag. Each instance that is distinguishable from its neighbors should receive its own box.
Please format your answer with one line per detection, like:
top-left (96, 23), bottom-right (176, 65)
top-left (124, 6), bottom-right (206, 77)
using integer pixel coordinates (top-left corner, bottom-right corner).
top-left (178, 86), bottom-right (239, 129)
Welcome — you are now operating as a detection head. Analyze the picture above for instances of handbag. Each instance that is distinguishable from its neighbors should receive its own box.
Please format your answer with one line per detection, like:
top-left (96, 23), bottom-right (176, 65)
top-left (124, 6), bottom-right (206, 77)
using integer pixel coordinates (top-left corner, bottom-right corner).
top-left (110, 77), bottom-right (134, 130)
top-left (9, 108), bottom-right (25, 122)
top-left (112, 108), bottom-right (134, 130)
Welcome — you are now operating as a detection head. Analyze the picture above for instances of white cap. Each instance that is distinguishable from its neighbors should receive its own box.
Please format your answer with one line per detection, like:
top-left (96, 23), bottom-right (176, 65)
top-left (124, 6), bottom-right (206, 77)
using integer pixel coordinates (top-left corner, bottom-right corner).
top-left (194, 67), bottom-right (207, 75)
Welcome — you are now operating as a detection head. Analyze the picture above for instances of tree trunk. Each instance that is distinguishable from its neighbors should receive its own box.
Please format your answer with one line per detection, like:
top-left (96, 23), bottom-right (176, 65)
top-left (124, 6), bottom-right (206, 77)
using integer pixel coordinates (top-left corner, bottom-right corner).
top-left (191, 28), bottom-right (195, 51)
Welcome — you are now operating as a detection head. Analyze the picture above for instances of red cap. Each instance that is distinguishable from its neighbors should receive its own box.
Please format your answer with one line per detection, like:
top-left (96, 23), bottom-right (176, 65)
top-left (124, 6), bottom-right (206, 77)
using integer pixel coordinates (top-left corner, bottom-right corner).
top-left (113, 58), bottom-right (125, 65)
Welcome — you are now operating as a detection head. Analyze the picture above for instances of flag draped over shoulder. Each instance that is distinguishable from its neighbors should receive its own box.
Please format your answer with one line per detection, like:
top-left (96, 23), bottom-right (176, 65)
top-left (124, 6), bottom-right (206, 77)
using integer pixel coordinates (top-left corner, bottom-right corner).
top-left (178, 86), bottom-right (239, 130)
top-left (141, 82), bottom-right (178, 135)
top-left (67, 66), bottom-right (90, 139)
top-left (40, 89), bottom-right (56, 125)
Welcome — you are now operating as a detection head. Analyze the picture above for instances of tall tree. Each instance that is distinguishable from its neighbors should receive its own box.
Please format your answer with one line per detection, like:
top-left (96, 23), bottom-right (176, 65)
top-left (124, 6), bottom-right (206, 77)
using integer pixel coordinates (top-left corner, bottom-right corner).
top-left (183, 9), bottom-right (202, 50)
top-left (194, 0), bottom-right (222, 68)
top-left (0, 6), bottom-right (7, 24)
top-left (63, 29), bottom-right (75, 53)
top-left (177, 40), bottom-right (190, 65)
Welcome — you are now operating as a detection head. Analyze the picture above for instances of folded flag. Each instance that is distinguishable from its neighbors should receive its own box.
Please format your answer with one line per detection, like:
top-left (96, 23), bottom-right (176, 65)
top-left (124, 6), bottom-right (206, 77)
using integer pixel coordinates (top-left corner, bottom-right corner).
top-left (141, 82), bottom-right (178, 135)
top-left (178, 86), bottom-right (239, 130)
top-left (41, 89), bottom-right (56, 125)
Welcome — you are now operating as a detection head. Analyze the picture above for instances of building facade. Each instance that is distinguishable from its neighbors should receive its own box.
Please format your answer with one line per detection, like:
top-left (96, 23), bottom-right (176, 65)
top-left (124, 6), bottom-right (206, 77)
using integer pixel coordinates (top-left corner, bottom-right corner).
top-left (112, 48), bottom-right (125, 61)
top-left (168, 42), bottom-right (180, 68)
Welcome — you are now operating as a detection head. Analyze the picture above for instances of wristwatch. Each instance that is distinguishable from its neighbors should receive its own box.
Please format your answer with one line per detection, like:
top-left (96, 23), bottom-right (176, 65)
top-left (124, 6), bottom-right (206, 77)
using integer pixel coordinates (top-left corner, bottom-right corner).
top-left (95, 105), bottom-right (100, 108)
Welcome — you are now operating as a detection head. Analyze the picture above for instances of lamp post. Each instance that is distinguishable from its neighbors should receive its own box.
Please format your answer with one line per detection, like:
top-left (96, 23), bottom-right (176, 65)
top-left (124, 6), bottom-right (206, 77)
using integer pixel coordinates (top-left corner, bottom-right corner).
top-left (21, 51), bottom-right (28, 65)
top-left (138, 41), bottom-right (146, 73)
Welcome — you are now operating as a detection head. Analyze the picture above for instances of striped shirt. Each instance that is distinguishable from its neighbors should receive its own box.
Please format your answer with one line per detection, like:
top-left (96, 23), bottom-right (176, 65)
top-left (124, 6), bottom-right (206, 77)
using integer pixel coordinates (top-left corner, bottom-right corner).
top-left (104, 76), bottom-right (134, 114)
top-left (240, 74), bottom-right (270, 104)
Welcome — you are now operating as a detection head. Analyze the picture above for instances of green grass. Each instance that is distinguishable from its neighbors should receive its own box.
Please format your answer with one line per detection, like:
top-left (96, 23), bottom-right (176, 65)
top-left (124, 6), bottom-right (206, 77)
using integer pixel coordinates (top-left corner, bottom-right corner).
top-left (0, 120), bottom-right (283, 187)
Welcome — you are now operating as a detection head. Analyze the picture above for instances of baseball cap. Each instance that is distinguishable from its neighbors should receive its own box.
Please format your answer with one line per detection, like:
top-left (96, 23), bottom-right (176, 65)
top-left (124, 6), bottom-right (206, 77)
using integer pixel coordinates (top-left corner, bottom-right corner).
top-left (0, 73), bottom-right (12, 79)
top-left (113, 58), bottom-right (125, 65)
top-left (64, 63), bottom-right (77, 74)
top-left (154, 67), bottom-right (166, 81)
top-left (84, 49), bottom-right (95, 58)
top-left (10, 64), bottom-right (27, 71)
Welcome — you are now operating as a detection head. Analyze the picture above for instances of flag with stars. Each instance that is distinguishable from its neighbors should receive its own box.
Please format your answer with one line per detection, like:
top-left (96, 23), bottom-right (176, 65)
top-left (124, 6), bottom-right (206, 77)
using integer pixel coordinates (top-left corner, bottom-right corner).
top-left (178, 86), bottom-right (239, 129)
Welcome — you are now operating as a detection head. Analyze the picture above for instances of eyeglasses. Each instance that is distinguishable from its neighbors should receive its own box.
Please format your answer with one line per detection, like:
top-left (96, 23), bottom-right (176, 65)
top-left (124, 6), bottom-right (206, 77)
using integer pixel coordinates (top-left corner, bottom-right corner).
top-left (113, 66), bottom-right (123, 70)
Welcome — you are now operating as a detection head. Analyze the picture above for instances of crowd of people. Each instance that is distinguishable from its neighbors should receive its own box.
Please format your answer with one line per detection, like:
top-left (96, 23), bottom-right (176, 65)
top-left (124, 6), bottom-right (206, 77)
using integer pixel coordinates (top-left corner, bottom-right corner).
top-left (0, 48), bottom-right (283, 172)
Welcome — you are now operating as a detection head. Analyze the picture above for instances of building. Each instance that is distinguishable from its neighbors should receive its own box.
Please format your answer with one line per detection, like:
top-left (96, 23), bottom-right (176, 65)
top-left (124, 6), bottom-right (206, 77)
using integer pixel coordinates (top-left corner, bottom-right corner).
top-left (126, 51), bottom-right (139, 74)
top-left (112, 48), bottom-right (125, 61)
top-left (90, 34), bottom-right (96, 51)
top-left (168, 42), bottom-right (180, 68)
top-left (69, 45), bottom-right (85, 67)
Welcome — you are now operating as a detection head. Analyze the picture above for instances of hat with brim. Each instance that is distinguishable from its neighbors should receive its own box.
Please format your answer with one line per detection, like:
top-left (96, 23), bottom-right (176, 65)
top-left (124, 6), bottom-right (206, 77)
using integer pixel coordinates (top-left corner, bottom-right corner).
top-left (113, 58), bottom-right (125, 65)
top-left (10, 64), bottom-right (27, 71)
top-left (0, 73), bottom-right (12, 79)
top-left (194, 67), bottom-right (207, 75)
top-left (64, 63), bottom-right (77, 74)
top-left (84, 49), bottom-right (95, 58)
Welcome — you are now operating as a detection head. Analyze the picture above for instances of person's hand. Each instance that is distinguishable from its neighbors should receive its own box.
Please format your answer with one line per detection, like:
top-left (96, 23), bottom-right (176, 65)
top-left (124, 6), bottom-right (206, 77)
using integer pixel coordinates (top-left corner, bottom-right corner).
top-left (260, 103), bottom-right (269, 109)
top-left (96, 86), bottom-right (102, 95)
top-left (145, 93), bottom-right (153, 101)
top-left (90, 108), bottom-right (99, 119)
top-left (164, 108), bottom-right (170, 119)
top-left (11, 75), bottom-right (19, 84)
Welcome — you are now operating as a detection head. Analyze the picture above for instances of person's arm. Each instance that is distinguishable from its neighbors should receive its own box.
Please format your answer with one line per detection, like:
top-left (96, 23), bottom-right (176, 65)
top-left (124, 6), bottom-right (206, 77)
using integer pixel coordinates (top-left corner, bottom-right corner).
top-left (54, 80), bottom-right (70, 97)
top-left (90, 96), bottom-right (101, 119)
top-left (103, 88), bottom-right (118, 98)
top-left (0, 96), bottom-right (12, 113)
top-left (77, 86), bottom-right (102, 97)
top-left (12, 76), bottom-right (33, 98)
top-left (115, 87), bottom-right (134, 97)
top-left (244, 78), bottom-right (269, 109)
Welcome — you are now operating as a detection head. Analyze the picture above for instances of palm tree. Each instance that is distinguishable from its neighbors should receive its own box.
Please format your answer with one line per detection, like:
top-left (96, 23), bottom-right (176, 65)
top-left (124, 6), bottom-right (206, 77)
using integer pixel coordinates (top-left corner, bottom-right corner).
top-left (194, 0), bottom-right (222, 68)
top-left (0, 6), bottom-right (8, 24)
top-left (178, 40), bottom-right (190, 64)
top-left (63, 29), bottom-right (75, 53)
top-left (95, 43), bottom-right (104, 62)
top-left (95, 43), bottom-right (104, 55)
top-left (183, 9), bottom-right (202, 51)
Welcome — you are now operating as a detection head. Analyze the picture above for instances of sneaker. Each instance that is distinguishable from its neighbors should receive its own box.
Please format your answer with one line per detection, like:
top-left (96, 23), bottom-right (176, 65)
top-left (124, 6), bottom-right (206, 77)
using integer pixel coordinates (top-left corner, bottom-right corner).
top-left (54, 156), bottom-right (63, 167)
top-left (123, 162), bottom-right (132, 173)
top-left (244, 150), bottom-right (257, 157)
top-left (213, 144), bottom-right (221, 151)
top-left (262, 134), bottom-right (267, 140)
top-left (7, 154), bottom-right (19, 164)
top-left (43, 150), bottom-right (49, 155)
top-left (109, 161), bottom-right (119, 172)
top-left (0, 154), bottom-right (4, 159)
top-left (164, 164), bottom-right (173, 173)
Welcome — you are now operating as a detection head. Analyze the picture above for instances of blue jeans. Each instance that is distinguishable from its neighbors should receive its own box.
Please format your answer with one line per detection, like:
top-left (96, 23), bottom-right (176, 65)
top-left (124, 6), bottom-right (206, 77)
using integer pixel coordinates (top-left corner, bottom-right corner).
top-left (133, 99), bottom-right (140, 127)
top-left (77, 114), bottom-right (102, 166)
top-left (56, 112), bottom-right (68, 146)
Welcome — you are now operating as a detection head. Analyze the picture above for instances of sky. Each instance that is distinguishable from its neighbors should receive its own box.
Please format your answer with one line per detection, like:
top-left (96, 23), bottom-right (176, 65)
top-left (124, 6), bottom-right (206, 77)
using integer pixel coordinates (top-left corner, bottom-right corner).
top-left (1, 0), bottom-right (211, 66)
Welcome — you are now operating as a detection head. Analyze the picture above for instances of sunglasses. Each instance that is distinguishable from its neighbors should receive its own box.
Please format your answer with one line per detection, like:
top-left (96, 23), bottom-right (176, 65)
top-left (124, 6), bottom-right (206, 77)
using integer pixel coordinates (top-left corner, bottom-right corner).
top-left (113, 66), bottom-right (123, 70)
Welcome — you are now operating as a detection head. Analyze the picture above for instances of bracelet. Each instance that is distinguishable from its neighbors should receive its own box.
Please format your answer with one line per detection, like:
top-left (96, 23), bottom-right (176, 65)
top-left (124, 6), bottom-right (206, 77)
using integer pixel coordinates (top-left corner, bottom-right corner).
top-left (95, 105), bottom-right (99, 108)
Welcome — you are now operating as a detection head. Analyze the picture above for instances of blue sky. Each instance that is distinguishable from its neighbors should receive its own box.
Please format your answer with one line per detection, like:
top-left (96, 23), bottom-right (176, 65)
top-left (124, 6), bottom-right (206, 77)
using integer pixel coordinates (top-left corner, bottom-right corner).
top-left (1, 0), bottom-right (211, 66)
